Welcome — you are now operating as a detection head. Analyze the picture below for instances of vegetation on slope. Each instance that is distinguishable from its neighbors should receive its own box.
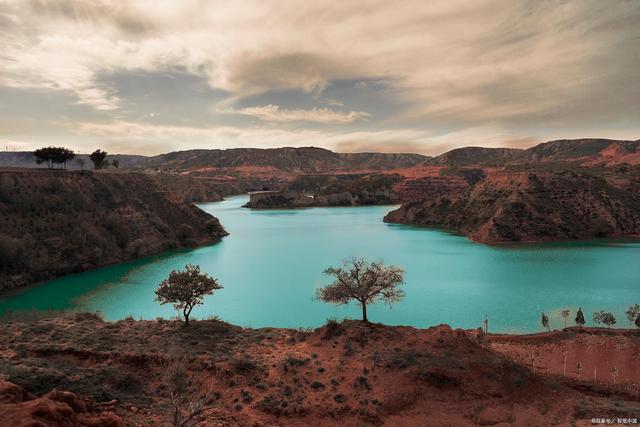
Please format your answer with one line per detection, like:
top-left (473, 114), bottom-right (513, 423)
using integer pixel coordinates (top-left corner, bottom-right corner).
top-left (0, 170), bottom-right (227, 292)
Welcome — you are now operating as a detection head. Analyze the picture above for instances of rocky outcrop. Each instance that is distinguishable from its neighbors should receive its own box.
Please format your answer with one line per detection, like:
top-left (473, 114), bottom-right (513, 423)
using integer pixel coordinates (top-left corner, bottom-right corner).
top-left (244, 189), bottom-right (399, 209)
top-left (244, 191), bottom-right (316, 209)
top-left (150, 173), bottom-right (244, 203)
top-left (244, 173), bottom-right (403, 208)
top-left (385, 170), bottom-right (640, 243)
top-left (429, 147), bottom-right (526, 166)
top-left (0, 380), bottom-right (125, 426)
top-left (0, 170), bottom-right (228, 292)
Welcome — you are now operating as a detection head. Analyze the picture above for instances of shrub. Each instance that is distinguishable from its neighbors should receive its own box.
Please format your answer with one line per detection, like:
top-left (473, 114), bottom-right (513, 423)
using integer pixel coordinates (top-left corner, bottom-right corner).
top-left (233, 358), bottom-right (257, 374)
top-left (310, 381), bottom-right (325, 390)
top-left (323, 318), bottom-right (344, 339)
top-left (333, 394), bottom-right (347, 403)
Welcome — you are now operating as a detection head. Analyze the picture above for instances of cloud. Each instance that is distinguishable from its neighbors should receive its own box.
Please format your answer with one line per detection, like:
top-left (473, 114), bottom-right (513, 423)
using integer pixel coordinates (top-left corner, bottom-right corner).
top-left (322, 98), bottom-right (344, 107)
top-left (226, 104), bottom-right (370, 124)
top-left (0, 0), bottom-right (638, 152)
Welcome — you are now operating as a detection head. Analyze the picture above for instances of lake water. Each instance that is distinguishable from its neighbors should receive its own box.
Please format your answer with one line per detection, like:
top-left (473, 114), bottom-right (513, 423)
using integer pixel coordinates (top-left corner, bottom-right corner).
top-left (1, 195), bottom-right (639, 332)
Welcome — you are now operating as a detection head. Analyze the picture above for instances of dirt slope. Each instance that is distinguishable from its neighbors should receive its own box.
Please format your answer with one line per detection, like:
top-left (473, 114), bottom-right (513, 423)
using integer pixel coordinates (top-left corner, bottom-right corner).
top-left (1, 315), bottom-right (638, 426)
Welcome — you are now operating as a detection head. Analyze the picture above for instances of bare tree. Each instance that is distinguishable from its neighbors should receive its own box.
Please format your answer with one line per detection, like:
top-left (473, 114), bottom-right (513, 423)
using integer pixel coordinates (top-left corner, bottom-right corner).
top-left (167, 357), bottom-right (210, 427)
top-left (316, 257), bottom-right (405, 323)
top-left (155, 264), bottom-right (222, 326)
top-left (561, 309), bottom-right (570, 328)
top-left (576, 362), bottom-right (583, 380)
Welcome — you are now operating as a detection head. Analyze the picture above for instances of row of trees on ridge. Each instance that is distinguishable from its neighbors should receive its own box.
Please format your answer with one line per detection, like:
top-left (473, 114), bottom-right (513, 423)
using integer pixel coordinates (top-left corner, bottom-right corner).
top-left (541, 305), bottom-right (640, 331)
top-left (33, 146), bottom-right (117, 170)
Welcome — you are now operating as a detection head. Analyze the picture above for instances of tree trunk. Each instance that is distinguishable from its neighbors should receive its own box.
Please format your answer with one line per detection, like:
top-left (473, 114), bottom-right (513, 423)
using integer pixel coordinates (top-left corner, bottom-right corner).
top-left (183, 306), bottom-right (191, 326)
top-left (361, 302), bottom-right (368, 323)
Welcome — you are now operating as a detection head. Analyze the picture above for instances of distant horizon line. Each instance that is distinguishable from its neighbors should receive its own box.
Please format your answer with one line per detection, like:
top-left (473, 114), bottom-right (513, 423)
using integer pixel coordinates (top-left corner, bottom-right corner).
top-left (2, 136), bottom-right (639, 159)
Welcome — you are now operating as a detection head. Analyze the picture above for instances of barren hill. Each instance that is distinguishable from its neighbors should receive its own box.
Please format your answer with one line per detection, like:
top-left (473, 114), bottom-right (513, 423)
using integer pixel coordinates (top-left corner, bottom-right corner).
top-left (385, 170), bottom-right (640, 243)
top-left (140, 147), bottom-right (428, 173)
top-left (0, 315), bottom-right (638, 426)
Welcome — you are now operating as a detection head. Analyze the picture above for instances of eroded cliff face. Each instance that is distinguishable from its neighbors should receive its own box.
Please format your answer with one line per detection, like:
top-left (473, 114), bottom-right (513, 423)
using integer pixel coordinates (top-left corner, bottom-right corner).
top-left (385, 170), bottom-right (640, 243)
top-left (0, 170), bottom-right (228, 292)
top-left (149, 173), bottom-right (244, 203)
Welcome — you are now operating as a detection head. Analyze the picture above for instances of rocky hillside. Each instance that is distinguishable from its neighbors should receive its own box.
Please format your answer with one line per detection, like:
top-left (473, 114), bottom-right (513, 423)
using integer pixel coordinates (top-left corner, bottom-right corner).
top-left (150, 173), bottom-right (244, 203)
top-left (420, 138), bottom-right (640, 168)
top-left (385, 170), bottom-right (640, 243)
top-left (429, 147), bottom-right (526, 166)
top-left (140, 147), bottom-right (428, 173)
top-left (0, 170), bottom-right (227, 292)
top-left (1, 315), bottom-right (638, 426)
top-left (528, 138), bottom-right (640, 165)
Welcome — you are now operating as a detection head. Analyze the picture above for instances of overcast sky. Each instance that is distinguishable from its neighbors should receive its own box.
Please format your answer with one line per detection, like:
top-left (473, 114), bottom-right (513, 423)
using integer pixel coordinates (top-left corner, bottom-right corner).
top-left (1, 0), bottom-right (638, 155)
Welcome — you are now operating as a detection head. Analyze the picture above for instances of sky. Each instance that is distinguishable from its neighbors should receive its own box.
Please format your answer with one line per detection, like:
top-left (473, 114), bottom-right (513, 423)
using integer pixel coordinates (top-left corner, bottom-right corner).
top-left (0, 0), bottom-right (638, 156)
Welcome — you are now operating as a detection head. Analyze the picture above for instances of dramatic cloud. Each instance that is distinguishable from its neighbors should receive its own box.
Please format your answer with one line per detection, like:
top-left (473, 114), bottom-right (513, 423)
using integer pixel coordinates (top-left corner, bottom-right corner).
top-left (0, 0), bottom-right (638, 154)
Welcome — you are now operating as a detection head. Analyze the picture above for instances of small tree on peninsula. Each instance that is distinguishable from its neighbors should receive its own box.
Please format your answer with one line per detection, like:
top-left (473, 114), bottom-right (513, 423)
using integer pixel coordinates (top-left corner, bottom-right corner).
top-left (575, 307), bottom-right (585, 327)
top-left (316, 257), bottom-right (405, 324)
top-left (89, 149), bottom-right (108, 169)
top-left (541, 312), bottom-right (550, 332)
top-left (155, 264), bottom-right (222, 326)
top-left (636, 313), bottom-right (640, 329)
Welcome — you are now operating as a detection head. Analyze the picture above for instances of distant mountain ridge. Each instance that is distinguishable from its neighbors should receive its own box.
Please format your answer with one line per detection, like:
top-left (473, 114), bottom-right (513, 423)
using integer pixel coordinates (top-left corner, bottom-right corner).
top-left (139, 147), bottom-right (428, 172)
top-left (0, 147), bottom-right (428, 174)
top-left (3, 139), bottom-right (638, 172)
top-left (424, 138), bottom-right (640, 167)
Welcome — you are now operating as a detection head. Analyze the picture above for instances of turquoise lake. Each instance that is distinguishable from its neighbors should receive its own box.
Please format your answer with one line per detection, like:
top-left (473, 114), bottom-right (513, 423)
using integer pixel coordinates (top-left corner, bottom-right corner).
top-left (1, 195), bottom-right (639, 332)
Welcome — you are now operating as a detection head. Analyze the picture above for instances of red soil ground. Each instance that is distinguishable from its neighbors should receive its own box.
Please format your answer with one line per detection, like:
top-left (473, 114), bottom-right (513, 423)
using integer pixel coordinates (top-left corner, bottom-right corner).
top-left (1, 316), bottom-right (638, 426)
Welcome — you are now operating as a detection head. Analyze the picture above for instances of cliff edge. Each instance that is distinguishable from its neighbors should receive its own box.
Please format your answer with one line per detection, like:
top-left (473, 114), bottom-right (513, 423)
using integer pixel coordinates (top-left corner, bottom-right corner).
top-left (385, 170), bottom-right (640, 243)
